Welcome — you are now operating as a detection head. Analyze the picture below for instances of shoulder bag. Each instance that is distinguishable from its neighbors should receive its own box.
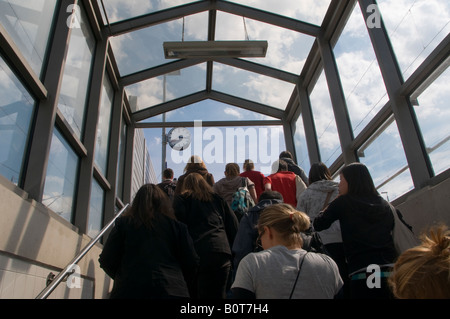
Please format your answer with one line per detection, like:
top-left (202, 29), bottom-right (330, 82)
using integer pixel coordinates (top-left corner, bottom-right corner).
top-left (389, 204), bottom-right (420, 255)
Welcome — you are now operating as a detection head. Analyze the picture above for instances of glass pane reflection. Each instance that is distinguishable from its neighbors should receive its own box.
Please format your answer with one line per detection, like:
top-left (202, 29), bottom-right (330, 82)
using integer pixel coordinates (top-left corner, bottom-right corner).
top-left (57, 4), bottom-right (96, 138)
top-left (43, 129), bottom-right (80, 222)
top-left (0, 55), bottom-right (35, 185)
top-left (95, 73), bottom-right (114, 176)
top-left (0, 0), bottom-right (57, 77)
top-left (88, 178), bottom-right (104, 238)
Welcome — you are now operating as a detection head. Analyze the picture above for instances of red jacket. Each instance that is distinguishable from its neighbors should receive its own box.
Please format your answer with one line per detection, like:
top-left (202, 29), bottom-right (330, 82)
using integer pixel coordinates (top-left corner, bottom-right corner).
top-left (240, 170), bottom-right (265, 199)
top-left (264, 171), bottom-right (298, 207)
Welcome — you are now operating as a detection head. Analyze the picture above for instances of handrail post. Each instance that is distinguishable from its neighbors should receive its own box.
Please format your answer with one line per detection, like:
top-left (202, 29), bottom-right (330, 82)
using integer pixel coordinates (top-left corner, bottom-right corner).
top-left (35, 204), bottom-right (129, 299)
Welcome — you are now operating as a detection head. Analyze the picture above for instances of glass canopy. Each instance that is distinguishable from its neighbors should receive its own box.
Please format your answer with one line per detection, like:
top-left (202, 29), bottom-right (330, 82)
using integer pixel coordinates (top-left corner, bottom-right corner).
top-left (3, 0), bottom-right (447, 209)
top-left (94, 0), bottom-right (450, 198)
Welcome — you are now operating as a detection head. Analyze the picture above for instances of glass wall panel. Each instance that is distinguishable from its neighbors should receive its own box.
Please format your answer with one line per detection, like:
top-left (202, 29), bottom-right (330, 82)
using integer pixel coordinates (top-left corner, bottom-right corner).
top-left (95, 73), bottom-right (114, 176)
top-left (358, 118), bottom-right (414, 201)
top-left (309, 72), bottom-right (340, 167)
top-left (88, 178), bottom-right (104, 238)
top-left (377, 0), bottom-right (450, 80)
top-left (334, 4), bottom-right (389, 137)
top-left (293, 113), bottom-right (311, 175)
top-left (43, 129), bottom-right (80, 222)
top-left (57, 4), bottom-right (95, 139)
top-left (412, 66), bottom-right (450, 176)
top-left (116, 118), bottom-right (127, 200)
top-left (0, 0), bottom-right (57, 77)
top-left (0, 55), bottom-right (35, 185)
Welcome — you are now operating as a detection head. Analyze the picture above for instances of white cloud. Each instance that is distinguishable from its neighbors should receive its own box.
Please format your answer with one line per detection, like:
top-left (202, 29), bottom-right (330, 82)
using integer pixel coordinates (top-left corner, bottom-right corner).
top-left (224, 107), bottom-right (243, 119)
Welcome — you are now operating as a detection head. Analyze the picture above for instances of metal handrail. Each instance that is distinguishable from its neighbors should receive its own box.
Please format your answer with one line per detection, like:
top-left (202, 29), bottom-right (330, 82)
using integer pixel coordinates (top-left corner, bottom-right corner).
top-left (35, 204), bottom-right (129, 299)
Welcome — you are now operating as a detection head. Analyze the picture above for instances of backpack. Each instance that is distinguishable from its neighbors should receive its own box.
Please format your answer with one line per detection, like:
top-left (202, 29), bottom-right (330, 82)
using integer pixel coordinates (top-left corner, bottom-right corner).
top-left (159, 181), bottom-right (176, 201)
top-left (230, 177), bottom-right (255, 221)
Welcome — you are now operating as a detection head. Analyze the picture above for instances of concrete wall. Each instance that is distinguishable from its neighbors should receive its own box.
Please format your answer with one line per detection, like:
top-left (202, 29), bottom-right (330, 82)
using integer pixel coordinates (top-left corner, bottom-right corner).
top-left (0, 175), bottom-right (112, 299)
top-left (394, 171), bottom-right (450, 236)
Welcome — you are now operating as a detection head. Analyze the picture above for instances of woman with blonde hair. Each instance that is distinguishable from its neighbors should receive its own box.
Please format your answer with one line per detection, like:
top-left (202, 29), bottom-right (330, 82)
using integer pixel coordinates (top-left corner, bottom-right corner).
top-left (173, 173), bottom-right (239, 299)
top-left (388, 225), bottom-right (450, 299)
top-left (231, 203), bottom-right (342, 299)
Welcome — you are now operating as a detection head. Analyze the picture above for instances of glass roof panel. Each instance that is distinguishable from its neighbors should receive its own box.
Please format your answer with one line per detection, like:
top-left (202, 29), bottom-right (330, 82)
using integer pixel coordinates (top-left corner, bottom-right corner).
top-left (212, 62), bottom-right (295, 110)
top-left (377, 0), bottom-right (450, 80)
top-left (215, 11), bottom-right (315, 74)
top-left (139, 99), bottom-right (279, 123)
top-left (223, 0), bottom-right (331, 26)
top-left (99, 0), bottom-right (202, 24)
top-left (334, 3), bottom-right (389, 137)
top-left (310, 71), bottom-right (341, 167)
top-left (293, 113), bottom-right (311, 175)
top-left (125, 64), bottom-right (207, 113)
top-left (109, 12), bottom-right (208, 75)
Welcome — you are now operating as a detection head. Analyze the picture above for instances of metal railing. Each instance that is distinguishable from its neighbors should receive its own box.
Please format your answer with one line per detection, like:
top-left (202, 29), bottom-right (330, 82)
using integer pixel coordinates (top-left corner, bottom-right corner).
top-left (35, 204), bottom-right (129, 299)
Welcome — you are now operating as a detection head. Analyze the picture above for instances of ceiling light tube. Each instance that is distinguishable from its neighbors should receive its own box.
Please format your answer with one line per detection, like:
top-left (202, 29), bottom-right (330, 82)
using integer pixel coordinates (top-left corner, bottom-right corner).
top-left (163, 40), bottom-right (268, 59)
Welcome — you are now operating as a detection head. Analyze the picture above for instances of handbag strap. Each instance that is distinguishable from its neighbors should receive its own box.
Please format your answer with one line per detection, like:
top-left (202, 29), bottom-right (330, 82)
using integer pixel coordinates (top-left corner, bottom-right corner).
top-left (289, 252), bottom-right (308, 299)
top-left (322, 190), bottom-right (334, 210)
top-left (242, 176), bottom-right (247, 188)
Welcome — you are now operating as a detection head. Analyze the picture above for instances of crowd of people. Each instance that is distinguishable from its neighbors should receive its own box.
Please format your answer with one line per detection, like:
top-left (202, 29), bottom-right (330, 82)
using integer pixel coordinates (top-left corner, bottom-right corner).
top-left (99, 151), bottom-right (450, 299)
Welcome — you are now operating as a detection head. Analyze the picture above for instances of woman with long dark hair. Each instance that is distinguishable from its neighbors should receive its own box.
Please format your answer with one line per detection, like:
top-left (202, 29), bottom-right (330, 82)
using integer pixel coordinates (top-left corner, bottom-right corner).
top-left (298, 162), bottom-right (348, 297)
top-left (314, 162), bottom-right (398, 299)
top-left (173, 173), bottom-right (239, 299)
top-left (99, 184), bottom-right (199, 298)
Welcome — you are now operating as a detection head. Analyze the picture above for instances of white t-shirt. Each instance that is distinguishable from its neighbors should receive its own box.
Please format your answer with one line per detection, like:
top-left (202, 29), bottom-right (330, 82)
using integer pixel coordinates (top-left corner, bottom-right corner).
top-left (232, 245), bottom-right (343, 299)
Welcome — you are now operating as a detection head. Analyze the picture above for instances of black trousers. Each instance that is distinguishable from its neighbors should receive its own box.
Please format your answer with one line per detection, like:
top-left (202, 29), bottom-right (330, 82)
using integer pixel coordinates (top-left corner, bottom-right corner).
top-left (324, 242), bottom-right (350, 299)
top-left (195, 252), bottom-right (231, 299)
top-left (350, 276), bottom-right (393, 299)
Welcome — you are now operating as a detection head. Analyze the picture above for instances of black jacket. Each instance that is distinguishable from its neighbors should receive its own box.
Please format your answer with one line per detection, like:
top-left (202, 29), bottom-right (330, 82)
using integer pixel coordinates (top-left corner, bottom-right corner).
top-left (173, 193), bottom-right (238, 258)
top-left (314, 195), bottom-right (397, 274)
top-left (280, 157), bottom-right (309, 185)
top-left (232, 198), bottom-right (283, 269)
top-left (99, 215), bottom-right (199, 299)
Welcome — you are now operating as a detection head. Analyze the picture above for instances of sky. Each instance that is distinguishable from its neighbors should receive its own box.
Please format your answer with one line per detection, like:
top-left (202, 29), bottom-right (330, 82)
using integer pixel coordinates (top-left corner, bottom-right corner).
top-left (102, 0), bottom-right (450, 200)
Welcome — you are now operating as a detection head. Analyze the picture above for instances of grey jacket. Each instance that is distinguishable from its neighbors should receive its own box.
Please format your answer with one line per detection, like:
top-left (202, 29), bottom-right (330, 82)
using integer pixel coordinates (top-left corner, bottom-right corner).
top-left (297, 180), bottom-right (342, 245)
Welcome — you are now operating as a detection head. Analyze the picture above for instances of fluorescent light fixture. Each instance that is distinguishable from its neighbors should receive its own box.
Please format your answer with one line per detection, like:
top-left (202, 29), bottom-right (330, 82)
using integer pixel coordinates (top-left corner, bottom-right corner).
top-left (163, 40), bottom-right (268, 59)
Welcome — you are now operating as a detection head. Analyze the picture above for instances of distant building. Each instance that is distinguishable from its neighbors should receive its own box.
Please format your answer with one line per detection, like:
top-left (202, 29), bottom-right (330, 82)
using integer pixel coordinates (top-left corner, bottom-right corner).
top-left (132, 129), bottom-right (158, 199)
